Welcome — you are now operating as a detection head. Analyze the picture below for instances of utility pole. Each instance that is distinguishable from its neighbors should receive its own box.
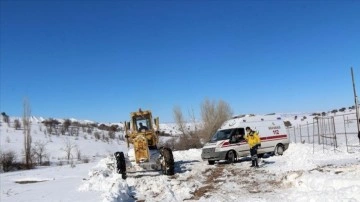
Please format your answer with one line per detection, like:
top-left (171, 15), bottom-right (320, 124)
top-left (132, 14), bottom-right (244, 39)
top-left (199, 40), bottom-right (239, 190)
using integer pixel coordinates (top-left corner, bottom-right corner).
top-left (351, 67), bottom-right (360, 143)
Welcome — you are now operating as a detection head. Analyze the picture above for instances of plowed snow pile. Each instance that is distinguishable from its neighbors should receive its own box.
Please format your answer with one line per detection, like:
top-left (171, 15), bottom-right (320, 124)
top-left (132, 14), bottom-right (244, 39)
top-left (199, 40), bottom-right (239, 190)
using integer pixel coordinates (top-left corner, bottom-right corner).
top-left (79, 144), bottom-right (360, 202)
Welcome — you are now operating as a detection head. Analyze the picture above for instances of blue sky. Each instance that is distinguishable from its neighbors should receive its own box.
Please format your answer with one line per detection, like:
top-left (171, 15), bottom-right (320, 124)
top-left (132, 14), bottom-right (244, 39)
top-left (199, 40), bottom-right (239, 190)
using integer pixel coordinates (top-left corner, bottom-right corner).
top-left (1, 1), bottom-right (360, 123)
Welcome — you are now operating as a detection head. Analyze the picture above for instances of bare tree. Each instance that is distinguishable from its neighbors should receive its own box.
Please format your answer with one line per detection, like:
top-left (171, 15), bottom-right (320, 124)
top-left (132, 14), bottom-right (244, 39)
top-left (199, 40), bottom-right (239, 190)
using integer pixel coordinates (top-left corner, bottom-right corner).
top-left (63, 119), bottom-right (71, 132)
top-left (188, 107), bottom-right (198, 134)
top-left (200, 98), bottom-right (233, 140)
top-left (61, 138), bottom-right (76, 161)
top-left (32, 141), bottom-right (48, 165)
top-left (86, 126), bottom-right (93, 134)
top-left (23, 97), bottom-right (32, 168)
top-left (108, 131), bottom-right (115, 139)
top-left (75, 145), bottom-right (81, 161)
top-left (94, 131), bottom-right (101, 140)
top-left (14, 119), bottom-right (21, 130)
top-left (42, 118), bottom-right (60, 135)
top-left (1, 112), bottom-right (10, 124)
top-left (173, 106), bottom-right (187, 136)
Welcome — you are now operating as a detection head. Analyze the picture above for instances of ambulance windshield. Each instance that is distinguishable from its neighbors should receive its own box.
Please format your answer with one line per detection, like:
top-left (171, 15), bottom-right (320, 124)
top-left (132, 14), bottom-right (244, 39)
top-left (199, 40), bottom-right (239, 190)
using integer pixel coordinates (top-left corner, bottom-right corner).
top-left (210, 129), bottom-right (233, 142)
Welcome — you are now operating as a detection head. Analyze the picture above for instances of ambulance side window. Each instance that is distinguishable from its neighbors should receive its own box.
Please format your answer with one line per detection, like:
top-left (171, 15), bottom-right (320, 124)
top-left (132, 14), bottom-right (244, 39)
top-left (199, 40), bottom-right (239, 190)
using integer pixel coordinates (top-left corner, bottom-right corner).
top-left (238, 128), bottom-right (245, 141)
top-left (239, 128), bottom-right (245, 136)
top-left (230, 128), bottom-right (245, 143)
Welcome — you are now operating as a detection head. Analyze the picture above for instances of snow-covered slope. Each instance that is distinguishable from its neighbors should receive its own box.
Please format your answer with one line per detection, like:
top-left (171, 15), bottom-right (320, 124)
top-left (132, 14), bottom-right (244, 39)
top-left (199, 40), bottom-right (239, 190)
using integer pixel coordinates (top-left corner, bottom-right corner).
top-left (0, 120), bottom-right (126, 164)
top-left (1, 109), bottom-right (360, 202)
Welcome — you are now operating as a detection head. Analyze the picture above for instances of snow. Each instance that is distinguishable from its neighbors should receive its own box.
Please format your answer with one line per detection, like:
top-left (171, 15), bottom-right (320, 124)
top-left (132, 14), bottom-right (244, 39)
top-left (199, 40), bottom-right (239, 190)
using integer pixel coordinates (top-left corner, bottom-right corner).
top-left (76, 145), bottom-right (360, 202)
top-left (1, 163), bottom-right (103, 202)
top-left (1, 110), bottom-right (360, 202)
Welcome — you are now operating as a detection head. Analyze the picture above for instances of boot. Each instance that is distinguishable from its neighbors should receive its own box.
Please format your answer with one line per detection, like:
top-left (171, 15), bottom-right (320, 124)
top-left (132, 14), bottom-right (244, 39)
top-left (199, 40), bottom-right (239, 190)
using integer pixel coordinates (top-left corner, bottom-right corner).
top-left (255, 159), bottom-right (259, 168)
top-left (250, 160), bottom-right (255, 167)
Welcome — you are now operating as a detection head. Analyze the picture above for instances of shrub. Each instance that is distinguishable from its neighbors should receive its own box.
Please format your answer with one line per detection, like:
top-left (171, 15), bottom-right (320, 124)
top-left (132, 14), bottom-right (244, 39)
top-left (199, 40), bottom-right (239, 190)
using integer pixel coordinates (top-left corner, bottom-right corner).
top-left (14, 119), bottom-right (21, 130)
top-left (200, 98), bottom-right (233, 141)
top-left (70, 127), bottom-right (79, 136)
top-left (42, 118), bottom-right (60, 128)
top-left (47, 127), bottom-right (53, 134)
top-left (118, 134), bottom-right (125, 141)
top-left (63, 119), bottom-right (71, 131)
top-left (108, 131), bottom-right (115, 139)
top-left (1, 112), bottom-right (10, 124)
top-left (103, 135), bottom-right (109, 143)
top-left (43, 118), bottom-right (60, 135)
top-left (89, 123), bottom-right (98, 128)
top-left (283, 121), bottom-right (292, 128)
top-left (41, 160), bottom-right (50, 166)
top-left (72, 121), bottom-right (81, 127)
top-left (61, 127), bottom-right (66, 135)
top-left (159, 131), bottom-right (172, 136)
top-left (98, 124), bottom-right (109, 131)
top-left (110, 125), bottom-right (119, 132)
top-left (82, 156), bottom-right (90, 163)
top-left (164, 132), bottom-right (203, 151)
top-left (94, 132), bottom-right (101, 140)
top-left (0, 150), bottom-right (17, 172)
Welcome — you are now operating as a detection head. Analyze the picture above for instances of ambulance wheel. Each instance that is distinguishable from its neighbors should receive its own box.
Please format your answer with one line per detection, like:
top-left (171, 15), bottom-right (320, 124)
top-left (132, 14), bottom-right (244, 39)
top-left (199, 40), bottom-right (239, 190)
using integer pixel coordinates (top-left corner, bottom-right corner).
top-left (227, 150), bottom-right (236, 164)
top-left (114, 151), bottom-right (127, 179)
top-left (274, 144), bottom-right (285, 156)
top-left (208, 160), bottom-right (215, 165)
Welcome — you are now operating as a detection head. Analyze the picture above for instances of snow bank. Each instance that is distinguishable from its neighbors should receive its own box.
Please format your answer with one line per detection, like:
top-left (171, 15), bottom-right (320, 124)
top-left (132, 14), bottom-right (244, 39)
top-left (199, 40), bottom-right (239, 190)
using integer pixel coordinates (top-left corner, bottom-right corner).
top-left (265, 143), bottom-right (360, 173)
top-left (79, 156), bottom-right (132, 202)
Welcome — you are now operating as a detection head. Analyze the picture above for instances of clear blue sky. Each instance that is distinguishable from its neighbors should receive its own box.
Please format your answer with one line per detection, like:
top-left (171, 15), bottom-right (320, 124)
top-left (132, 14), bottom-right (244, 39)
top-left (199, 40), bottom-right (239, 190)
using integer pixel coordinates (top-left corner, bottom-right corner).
top-left (1, 1), bottom-right (360, 123)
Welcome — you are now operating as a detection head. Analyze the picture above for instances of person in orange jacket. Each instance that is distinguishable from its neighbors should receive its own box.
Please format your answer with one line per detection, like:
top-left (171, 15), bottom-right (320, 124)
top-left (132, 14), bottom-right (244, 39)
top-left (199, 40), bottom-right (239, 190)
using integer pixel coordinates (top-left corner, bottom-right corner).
top-left (244, 126), bottom-right (261, 168)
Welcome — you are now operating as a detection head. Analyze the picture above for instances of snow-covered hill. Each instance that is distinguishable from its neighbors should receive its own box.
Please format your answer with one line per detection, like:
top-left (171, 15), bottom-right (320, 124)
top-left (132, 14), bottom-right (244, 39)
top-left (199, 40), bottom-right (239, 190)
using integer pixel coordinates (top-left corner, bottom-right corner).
top-left (1, 109), bottom-right (360, 202)
top-left (0, 119), bottom-right (126, 165)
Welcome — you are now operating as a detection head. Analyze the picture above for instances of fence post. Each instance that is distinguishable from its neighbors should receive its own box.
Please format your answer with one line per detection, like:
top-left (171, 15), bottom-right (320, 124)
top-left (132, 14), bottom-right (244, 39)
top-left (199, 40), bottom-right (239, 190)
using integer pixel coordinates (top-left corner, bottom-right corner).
top-left (332, 117), bottom-right (337, 150)
top-left (343, 114), bottom-right (349, 153)
top-left (317, 118), bottom-right (320, 145)
top-left (300, 125), bottom-right (302, 143)
top-left (307, 121), bottom-right (310, 144)
top-left (313, 119), bottom-right (315, 153)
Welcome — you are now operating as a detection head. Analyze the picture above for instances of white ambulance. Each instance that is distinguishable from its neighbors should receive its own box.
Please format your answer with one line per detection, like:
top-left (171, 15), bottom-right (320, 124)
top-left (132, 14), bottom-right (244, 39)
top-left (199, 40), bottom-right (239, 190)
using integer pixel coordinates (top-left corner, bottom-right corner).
top-left (201, 115), bottom-right (290, 165)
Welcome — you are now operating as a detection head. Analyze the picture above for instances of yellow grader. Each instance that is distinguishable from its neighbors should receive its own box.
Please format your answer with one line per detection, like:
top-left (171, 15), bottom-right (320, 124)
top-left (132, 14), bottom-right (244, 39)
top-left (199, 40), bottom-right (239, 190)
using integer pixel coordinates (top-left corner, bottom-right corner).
top-left (114, 109), bottom-right (175, 179)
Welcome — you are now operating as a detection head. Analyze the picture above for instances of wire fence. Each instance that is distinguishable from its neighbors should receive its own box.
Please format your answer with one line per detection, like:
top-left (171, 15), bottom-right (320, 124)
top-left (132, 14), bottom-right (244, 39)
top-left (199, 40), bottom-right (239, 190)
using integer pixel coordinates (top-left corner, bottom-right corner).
top-left (286, 112), bottom-right (360, 153)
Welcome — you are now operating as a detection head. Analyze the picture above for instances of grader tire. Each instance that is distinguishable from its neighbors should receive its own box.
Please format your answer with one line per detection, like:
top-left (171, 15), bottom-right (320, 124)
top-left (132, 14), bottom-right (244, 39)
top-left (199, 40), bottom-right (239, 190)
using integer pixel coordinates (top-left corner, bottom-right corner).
top-left (208, 160), bottom-right (215, 165)
top-left (161, 148), bottom-right (175, 176)
top-left (114, 151), bottom-right (127, 179)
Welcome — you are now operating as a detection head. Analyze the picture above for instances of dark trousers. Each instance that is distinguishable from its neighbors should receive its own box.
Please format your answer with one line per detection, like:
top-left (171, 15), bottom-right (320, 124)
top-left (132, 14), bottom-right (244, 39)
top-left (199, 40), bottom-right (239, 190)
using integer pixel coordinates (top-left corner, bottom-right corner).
top-left (250, 147), bottom-right (258, 166)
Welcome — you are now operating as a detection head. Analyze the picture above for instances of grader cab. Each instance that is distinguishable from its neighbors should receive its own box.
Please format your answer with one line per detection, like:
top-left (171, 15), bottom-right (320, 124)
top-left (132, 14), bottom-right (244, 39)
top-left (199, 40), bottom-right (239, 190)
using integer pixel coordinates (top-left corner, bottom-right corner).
top-left (114, 109), bottom-right (175, 179)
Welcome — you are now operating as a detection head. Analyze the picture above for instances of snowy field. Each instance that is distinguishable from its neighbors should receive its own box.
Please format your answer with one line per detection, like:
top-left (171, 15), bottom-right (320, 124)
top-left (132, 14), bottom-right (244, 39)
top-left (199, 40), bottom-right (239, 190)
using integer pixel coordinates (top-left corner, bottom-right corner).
top-left (1, 111), bottom-right (360, 202)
